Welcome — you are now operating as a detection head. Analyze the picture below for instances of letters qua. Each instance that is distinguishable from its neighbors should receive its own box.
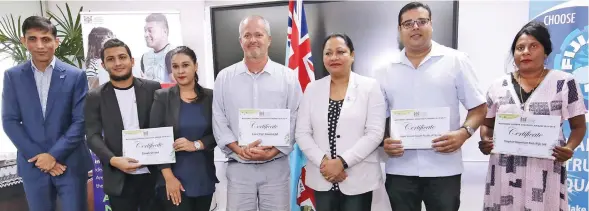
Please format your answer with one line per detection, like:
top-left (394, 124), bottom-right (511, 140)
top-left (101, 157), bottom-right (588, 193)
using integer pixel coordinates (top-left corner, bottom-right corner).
top-left (531, 2), bottom-right (588, 210)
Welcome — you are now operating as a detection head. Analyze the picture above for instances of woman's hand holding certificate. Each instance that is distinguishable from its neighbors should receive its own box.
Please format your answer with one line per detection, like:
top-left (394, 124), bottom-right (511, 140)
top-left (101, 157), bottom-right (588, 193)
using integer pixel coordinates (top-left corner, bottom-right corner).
top-left (552, 146), bottom-right (574, 162)
top-left (478, 137), bottom-right (494, 155)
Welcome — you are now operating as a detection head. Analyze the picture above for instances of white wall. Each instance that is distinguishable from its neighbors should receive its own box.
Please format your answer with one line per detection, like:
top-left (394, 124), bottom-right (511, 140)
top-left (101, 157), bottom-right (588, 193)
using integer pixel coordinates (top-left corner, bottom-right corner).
top-left (0, 1), bottom-right (42, 18)
top-left (0, 1), bottom-right (43, 153)
top-left (457, 2), bottom-right (530, 210)
top-left (458, 0), bottom-right (530, 161)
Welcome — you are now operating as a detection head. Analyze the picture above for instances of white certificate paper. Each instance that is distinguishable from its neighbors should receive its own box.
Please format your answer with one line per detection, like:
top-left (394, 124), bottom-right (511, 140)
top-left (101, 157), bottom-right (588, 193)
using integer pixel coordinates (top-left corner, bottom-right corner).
top-left (238, 109), bottom-right (290, 146)
top-left (122, 126), bottom-right (176, 165)
top-left (390, 107), bottom-right (450, 149)
top-left (492, 113), bottom-right (560, 159)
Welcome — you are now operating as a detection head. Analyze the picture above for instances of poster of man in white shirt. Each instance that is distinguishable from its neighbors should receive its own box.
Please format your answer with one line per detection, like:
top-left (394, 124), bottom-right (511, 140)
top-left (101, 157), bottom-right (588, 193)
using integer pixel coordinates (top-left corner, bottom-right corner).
top-left (141, 13), bottom-right (175, 83)
top-left (81, 11), bottom-right (182, 87)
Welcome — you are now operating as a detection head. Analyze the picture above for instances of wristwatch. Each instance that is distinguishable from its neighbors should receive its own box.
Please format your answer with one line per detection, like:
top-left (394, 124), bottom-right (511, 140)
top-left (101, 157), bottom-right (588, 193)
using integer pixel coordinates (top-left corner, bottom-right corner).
top-left (194, 141), bottom-right (202, 150)
top-left (461, 125), bottom-right (475, 137)
top-left (337, 155), bottom-right (349, 169)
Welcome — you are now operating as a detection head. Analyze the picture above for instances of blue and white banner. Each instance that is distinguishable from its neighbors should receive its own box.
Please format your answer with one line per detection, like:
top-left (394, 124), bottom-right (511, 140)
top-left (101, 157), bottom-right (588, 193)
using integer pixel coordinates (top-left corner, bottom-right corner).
top-left (530, 0), bottom-right (589, 210)
top-left (91, 152), bottom-right (110, 211)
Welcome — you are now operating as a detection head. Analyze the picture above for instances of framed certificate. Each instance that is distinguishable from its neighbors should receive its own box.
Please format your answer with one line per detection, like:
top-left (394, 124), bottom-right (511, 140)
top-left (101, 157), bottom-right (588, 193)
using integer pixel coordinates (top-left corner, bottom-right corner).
top-left (492, 113), bottom-right (560, 159)
top-left (238, 109), bottom-right (291, 146)
top-left (390, 107), bottom-right (450, 149)
top-left (122, 126), bottom-right (176, 165)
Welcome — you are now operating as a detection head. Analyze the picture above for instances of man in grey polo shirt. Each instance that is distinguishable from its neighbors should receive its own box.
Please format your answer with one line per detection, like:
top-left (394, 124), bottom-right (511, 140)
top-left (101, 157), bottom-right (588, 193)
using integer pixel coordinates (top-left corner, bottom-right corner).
top-left (212, 15), bottom-right (302, 211)
top-left (375, 2), bottom-right (487, 211)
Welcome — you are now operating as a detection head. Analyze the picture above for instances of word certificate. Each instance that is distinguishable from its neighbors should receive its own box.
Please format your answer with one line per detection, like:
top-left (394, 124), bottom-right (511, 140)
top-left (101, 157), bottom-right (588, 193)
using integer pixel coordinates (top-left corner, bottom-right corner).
top-left (493, 113), bottom-right (560, 159)
top-left (239, 109), bottom-right (290, 146)
top-left (122, 126), bottom-right (175, 165)
top-left (390, 107), bottom-right (450, 149)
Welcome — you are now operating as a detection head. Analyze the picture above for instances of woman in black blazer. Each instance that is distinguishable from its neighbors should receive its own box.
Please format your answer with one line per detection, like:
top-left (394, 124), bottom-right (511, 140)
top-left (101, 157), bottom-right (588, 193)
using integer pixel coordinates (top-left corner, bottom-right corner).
top-left (149, 46), bottom-right (218, 211)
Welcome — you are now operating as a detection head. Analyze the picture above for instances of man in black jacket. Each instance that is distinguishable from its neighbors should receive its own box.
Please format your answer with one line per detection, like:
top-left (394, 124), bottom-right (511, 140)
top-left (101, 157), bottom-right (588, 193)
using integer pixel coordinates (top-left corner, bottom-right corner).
top-left (85, 38), bottom-right (162, 211)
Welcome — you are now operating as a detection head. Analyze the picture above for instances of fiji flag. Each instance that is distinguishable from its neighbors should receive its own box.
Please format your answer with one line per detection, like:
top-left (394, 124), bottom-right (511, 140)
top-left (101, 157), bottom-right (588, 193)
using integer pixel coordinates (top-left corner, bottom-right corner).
top-left (286, 0), bottom-right (316, 210)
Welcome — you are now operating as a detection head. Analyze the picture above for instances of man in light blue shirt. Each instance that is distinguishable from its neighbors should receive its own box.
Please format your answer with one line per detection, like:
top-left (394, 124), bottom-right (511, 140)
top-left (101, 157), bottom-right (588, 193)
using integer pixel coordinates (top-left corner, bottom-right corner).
top-left (32, 56), bottom-right (54, 116)
top-left (375, 2), bottom-right (486, 211)
top-left (212, 15), bottom-right (302, 211)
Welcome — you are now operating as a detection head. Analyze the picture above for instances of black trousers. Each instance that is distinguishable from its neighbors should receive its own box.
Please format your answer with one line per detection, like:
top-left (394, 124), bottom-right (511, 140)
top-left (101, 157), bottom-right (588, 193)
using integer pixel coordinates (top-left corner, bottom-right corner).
top-left (385, 174), bottom-right (461, 211)
top-left (109, 174), bottom-right (162, 211)
top-left (158, 187), bottom-right (213, 211)
top-left (314, 189), bottom-right (372, 211)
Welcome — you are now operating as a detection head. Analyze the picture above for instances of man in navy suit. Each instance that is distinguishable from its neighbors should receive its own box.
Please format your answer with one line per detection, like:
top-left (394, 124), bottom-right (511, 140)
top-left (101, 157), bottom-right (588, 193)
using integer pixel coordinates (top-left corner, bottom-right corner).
top-left (1, 16), bottom-right (91, 211)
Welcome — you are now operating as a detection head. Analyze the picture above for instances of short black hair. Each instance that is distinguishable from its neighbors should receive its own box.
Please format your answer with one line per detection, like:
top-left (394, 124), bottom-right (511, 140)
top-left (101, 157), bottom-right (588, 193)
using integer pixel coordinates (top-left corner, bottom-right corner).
top-left (100, 38), bottom-right (133, 62)
top-left (322, 33), bottom-right (355, 53)
top-left (510, 21), bottom-right (552, 56)
top-left (146, 13), bottom-right (169, 31)
top-left (398, 2), bottom-right (432, 26)
top-left (22, 16), bottom-right (57, 38)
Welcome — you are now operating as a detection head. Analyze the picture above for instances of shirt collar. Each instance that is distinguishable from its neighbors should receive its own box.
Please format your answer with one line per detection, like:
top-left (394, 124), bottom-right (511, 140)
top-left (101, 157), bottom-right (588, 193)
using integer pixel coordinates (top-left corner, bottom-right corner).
top-left (239, 57), bottom-right (275, 75)
top-left (31, 56), bottom-right (57, 72)
top-left (394, 40), bottom-right (444, 64)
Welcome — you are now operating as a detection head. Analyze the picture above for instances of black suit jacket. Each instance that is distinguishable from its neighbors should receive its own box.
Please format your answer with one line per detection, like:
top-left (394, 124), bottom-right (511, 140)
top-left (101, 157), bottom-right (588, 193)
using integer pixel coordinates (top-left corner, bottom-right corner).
top-left (85, 78), bottom-right (162, 196)
top-left (149, 86), bottom-right (218, 184)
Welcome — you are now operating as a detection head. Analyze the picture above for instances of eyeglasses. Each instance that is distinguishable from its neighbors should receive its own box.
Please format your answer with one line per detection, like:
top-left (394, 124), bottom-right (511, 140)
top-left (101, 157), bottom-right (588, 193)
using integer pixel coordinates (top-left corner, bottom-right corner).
top-left (400, 18), bottom-right (430, 29)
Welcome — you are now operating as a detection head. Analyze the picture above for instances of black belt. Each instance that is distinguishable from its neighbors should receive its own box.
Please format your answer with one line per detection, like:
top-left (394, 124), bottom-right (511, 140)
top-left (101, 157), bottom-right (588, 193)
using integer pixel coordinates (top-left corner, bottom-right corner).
top-left (227, 156), bottom-right (284, 164)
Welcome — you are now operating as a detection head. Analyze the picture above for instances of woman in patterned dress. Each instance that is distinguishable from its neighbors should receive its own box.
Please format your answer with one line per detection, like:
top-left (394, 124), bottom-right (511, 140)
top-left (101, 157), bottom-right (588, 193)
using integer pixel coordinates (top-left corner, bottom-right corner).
top-left (479, 21), bottom-right (587, 211)
top-left (295, 33), bottom-right (386, 211)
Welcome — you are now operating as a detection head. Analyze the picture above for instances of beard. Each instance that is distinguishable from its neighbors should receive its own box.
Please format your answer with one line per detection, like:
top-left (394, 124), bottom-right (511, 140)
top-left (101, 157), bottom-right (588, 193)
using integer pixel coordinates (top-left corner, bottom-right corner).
top-left (246, 49), bottom-right (263, 59)
top-left (109, 70), bottom-right (133, 81)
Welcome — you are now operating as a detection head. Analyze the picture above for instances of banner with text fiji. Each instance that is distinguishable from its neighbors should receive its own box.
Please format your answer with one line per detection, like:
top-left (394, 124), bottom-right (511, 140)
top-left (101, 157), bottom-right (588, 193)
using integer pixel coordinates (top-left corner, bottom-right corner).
top-left (530, 0), bottom-right (589, 210)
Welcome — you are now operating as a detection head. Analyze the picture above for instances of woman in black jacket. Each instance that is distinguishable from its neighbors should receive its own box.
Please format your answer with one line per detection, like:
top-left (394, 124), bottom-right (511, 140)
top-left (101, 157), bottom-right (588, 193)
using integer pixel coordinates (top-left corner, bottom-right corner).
top-left (149, 46), bottom-right (218, 211)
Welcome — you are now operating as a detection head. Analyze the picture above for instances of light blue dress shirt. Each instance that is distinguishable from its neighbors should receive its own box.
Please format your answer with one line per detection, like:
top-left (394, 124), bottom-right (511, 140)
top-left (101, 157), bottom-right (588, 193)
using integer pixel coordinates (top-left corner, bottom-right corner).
top-left (374, 41), bottom-right (485, 177)
top-left (31, 57), bottom-right (56, 118)
top-left (213, 59), bottom-right (303, 164)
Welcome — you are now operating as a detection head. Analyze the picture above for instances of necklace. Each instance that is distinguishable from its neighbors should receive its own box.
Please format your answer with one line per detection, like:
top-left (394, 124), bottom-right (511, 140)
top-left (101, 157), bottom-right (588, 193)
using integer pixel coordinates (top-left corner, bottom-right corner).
top-left (515, 69), bottom-right (546, 110)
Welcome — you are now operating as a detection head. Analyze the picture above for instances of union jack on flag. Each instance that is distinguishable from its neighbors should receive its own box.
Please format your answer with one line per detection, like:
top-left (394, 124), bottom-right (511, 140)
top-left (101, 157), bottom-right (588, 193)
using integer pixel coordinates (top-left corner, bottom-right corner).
top-left (286, 0), bottom-right (316, 210)
top-left (286, 0), bottom-right (315, 91)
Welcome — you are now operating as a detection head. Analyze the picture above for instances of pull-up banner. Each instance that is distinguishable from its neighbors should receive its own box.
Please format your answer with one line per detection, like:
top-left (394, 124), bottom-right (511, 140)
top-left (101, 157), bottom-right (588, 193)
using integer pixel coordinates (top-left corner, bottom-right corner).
top-left (530, 1), bottom-right (588, 210)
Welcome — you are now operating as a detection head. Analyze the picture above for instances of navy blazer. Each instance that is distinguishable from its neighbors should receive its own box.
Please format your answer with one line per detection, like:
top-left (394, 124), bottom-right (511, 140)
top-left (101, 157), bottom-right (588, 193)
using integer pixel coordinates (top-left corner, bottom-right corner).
top-left (2, 59), bottom-right (92, 179)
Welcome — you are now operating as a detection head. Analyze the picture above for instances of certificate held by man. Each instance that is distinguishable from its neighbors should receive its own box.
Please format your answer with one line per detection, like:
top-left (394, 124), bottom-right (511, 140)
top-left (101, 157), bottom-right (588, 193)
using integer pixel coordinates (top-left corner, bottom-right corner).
top-left (390, 107), bottom-right (450, 149)
top-left (492, 113), bottom-right (560, 159)
top-left (238, 109), bottom-right (290, 146)
top-left (122, 126), bottom-right (176, 165)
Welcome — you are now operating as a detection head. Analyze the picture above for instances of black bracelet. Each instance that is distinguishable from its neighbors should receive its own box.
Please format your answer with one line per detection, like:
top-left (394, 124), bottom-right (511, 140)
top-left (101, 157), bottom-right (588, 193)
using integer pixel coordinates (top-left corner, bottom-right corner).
top-left (337, 155), bottom-right (348, 169)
